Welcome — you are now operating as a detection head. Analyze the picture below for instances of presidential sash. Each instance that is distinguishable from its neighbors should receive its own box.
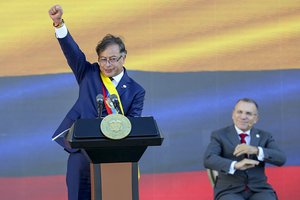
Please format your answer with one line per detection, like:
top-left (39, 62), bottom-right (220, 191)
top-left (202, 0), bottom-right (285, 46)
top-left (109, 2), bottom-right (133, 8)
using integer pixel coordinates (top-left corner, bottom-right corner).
top-left (100, 72), bottom-right (124, 115)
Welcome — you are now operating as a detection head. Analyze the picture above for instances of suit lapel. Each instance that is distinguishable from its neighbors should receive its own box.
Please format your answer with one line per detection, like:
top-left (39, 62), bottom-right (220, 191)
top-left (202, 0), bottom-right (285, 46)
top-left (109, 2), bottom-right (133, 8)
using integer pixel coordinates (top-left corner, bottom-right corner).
top-left (116, 69), bottom-right (130, 97)
top-left (250, 128), bottom-right (260, 147)
top-left (227, 125), bottom-right (241, 146)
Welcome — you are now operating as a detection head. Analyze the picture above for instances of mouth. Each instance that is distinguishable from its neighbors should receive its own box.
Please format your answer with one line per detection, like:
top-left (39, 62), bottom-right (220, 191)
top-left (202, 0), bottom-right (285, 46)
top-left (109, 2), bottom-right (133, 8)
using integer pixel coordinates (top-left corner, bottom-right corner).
top-left (238, 121), bottom-right (248, 126)
top-left (103, 68), bottom-right (113, 74)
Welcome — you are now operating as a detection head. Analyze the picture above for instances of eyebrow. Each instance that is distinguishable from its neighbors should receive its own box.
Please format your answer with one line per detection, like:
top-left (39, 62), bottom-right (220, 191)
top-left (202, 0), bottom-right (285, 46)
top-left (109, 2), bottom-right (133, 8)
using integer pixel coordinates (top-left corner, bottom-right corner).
top-left (99, 56), bottom-right (118, 58)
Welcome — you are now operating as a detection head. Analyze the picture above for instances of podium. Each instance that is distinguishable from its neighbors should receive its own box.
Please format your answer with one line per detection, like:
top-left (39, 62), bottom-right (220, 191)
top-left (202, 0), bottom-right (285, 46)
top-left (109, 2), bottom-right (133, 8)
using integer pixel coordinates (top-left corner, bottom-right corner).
top-left (65, 116), bottom-right (163, 200)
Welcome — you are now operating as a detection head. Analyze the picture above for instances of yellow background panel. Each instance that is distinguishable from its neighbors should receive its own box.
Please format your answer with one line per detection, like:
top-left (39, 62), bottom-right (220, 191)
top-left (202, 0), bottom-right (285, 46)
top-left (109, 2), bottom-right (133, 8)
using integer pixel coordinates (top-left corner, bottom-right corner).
top-left (0, 0), bottom-right (300, 76)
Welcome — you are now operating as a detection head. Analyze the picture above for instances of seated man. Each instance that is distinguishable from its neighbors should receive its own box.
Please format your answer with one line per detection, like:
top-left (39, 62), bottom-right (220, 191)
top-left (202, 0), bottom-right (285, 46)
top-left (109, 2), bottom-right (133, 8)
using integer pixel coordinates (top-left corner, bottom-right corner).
top-left (203, 98), bottom-right (286, 200)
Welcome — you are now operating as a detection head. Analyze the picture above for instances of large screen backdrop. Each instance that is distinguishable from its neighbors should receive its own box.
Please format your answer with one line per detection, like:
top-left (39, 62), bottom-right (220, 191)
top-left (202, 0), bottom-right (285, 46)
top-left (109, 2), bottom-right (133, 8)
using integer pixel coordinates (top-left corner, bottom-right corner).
top-left (0, 1), bottom-right (299, 199)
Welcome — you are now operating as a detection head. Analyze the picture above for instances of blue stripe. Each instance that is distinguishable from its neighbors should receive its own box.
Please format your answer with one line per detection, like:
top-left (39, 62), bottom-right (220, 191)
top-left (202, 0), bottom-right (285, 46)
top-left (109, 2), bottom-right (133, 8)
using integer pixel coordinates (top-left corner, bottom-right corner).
top-left (0, 69), bottom-right (299, 176)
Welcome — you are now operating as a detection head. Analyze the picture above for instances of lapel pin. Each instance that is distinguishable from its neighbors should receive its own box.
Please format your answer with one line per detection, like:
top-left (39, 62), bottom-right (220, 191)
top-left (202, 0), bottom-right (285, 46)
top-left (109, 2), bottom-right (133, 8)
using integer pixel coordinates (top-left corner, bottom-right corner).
top-left (122, 85), bottom-right (127, 88)
top-left (256, 134), bottom-right (260, 138)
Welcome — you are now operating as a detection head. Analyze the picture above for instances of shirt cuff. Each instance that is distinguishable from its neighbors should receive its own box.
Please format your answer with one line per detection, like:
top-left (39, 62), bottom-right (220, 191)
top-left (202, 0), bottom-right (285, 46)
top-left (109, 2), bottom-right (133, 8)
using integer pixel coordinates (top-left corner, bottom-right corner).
top-left (55, 24), bottom-right (68, 38)
top-left (229, 161), bottom-right (237, 174)
top-left (257, 146), bottom-right (264, 161)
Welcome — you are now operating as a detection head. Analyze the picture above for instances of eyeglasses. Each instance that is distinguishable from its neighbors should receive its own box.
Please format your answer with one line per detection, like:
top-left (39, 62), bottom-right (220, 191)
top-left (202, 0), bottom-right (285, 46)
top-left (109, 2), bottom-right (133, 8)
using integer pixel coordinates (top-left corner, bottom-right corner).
top-left (99, 55), bottom-right (123, 65)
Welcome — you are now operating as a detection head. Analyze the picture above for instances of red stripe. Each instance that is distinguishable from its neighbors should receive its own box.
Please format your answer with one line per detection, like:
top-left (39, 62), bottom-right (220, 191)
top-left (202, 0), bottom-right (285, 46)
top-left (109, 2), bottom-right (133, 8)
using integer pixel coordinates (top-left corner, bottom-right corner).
top-left (0, 166), bottom-right (299, 200)
top-left (0, 175), bottom-right (67, 200)
top-left (102, 85), bottom-right (112, 114)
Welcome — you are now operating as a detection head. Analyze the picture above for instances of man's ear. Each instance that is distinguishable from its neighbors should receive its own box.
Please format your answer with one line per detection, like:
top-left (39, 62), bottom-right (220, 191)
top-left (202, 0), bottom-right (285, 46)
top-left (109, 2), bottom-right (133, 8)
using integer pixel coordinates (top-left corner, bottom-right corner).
top-left (254, 115), bottom-right (259, 124)
top-left (122, 54), bottom-right (127, 62)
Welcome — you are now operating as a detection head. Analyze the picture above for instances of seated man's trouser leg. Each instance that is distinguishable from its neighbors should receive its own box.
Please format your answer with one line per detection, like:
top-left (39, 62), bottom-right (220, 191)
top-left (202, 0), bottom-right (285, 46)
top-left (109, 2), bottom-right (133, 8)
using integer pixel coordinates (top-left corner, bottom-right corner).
top-left (218, 190), bottom-right (277, 200)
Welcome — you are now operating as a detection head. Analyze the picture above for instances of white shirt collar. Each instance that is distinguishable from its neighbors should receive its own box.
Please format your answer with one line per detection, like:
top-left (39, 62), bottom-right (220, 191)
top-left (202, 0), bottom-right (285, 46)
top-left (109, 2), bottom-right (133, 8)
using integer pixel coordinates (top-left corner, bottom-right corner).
top-left (234, 125), bottom-right (251, 135)
top-left (111, 70), bottom-right (124, 87)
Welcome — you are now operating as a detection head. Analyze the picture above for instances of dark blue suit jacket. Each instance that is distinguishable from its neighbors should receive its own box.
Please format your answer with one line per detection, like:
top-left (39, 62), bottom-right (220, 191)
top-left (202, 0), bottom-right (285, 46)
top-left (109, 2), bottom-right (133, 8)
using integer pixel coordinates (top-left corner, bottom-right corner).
top-left (52, 32), bottom-right (145, 152)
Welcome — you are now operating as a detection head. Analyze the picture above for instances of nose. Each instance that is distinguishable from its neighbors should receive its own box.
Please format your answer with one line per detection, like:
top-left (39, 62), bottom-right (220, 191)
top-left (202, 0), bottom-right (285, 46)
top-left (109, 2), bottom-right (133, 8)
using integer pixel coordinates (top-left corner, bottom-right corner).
top-left (104, 60), bottom-right (112, 66)
top-left (240, 112), bottom-right (248, 119)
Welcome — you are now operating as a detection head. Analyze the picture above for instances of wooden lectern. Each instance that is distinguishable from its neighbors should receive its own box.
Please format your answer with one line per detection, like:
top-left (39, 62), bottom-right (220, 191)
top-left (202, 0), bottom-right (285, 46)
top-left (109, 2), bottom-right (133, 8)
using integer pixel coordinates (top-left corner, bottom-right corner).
top-left (65, 116), bottom-right (163, 200)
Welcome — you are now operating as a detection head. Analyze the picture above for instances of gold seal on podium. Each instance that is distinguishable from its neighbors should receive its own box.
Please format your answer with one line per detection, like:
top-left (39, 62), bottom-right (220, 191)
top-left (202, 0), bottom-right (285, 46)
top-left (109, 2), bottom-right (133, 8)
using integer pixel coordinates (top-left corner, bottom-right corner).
top-left (100, 114), bottom-right (132, 140)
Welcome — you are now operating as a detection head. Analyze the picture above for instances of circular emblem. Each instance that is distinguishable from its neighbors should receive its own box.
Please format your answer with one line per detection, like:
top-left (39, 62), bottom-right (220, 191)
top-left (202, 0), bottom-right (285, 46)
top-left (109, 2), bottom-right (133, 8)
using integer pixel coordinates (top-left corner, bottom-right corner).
top-left (100, 114), bottom-right (132, 140)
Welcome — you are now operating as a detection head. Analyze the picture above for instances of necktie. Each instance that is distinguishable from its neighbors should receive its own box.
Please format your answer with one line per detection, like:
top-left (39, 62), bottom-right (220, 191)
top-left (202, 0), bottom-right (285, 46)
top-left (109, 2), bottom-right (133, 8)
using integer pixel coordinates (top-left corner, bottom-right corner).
top-left (239, 133), bottom-right (247, 144)
top-left (239, 133), bottom-right (249, 191)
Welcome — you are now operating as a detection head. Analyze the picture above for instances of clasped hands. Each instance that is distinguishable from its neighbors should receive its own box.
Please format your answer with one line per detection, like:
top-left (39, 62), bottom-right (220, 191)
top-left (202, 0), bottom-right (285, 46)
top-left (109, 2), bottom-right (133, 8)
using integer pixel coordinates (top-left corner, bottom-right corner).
top-left (233, 143), bottom-right (260, 170)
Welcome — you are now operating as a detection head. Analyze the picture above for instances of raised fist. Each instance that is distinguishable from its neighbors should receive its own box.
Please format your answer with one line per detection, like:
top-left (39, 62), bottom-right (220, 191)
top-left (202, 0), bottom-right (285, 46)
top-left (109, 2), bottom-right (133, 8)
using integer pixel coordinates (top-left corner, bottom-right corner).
top-left (48, 5), bottom-right (63, 25)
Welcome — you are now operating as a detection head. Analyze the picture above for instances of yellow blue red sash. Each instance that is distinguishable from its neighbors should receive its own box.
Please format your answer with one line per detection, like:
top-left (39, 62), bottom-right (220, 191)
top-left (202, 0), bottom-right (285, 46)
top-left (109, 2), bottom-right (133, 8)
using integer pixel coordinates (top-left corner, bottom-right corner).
top-left (100, 72), bottom-right (124, 115)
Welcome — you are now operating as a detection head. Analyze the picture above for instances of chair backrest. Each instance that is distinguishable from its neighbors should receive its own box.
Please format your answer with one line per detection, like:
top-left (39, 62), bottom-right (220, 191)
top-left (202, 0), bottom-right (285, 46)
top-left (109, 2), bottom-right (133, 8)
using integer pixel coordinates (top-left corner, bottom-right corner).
top-left (207, 169), bottom-right (218, 187)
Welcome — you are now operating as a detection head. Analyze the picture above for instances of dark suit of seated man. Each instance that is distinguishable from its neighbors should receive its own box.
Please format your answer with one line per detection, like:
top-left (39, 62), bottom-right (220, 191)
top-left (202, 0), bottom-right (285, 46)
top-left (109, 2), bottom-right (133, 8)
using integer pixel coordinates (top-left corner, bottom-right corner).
top-left (203, 98), bottom-right (286, 200)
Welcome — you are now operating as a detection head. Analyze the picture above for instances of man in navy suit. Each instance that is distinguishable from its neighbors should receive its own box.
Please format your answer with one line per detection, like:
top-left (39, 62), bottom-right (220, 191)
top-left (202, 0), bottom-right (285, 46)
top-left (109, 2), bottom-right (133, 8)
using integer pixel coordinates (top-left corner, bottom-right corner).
top-left (204, 98), bottom-right (286, 200)
top-left (49, 5), bottom-right (145, 200)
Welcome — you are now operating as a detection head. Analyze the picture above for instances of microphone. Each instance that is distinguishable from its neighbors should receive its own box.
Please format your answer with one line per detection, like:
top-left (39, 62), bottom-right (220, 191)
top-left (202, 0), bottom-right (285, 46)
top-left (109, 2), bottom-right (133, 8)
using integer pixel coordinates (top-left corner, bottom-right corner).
top-left (96, 94), bottom-right (104, 118)
top-left (109, 94), bottom-right (122, 114)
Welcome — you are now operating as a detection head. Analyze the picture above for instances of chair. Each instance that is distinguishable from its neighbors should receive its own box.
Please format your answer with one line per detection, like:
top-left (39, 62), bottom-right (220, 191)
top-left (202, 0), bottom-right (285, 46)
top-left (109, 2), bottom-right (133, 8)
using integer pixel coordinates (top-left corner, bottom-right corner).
top-left (207, 169), bottom-right (218, 187)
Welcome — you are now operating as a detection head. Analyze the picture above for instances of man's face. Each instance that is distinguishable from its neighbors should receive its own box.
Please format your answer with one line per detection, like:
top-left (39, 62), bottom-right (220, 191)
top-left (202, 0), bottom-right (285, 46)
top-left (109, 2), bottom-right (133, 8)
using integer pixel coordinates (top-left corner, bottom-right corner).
top-left (98, 44), bottom-right (125, 77)
top-left (232, 101), bottom-right (258, 131)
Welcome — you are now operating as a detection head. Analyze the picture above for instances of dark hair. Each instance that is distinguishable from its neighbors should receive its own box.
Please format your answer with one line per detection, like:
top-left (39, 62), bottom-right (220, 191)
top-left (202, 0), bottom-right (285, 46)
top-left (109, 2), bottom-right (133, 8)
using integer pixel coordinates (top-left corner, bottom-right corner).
top-left (95, 34), bottom-right (127, 56)
top-left (235, 98), bottom-right (259, 110)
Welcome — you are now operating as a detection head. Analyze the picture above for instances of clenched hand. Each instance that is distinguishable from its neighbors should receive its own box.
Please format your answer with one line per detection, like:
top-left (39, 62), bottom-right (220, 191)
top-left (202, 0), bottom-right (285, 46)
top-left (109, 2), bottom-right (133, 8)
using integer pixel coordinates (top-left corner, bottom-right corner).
top-left (48, 5), bottom-right (63, 26)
